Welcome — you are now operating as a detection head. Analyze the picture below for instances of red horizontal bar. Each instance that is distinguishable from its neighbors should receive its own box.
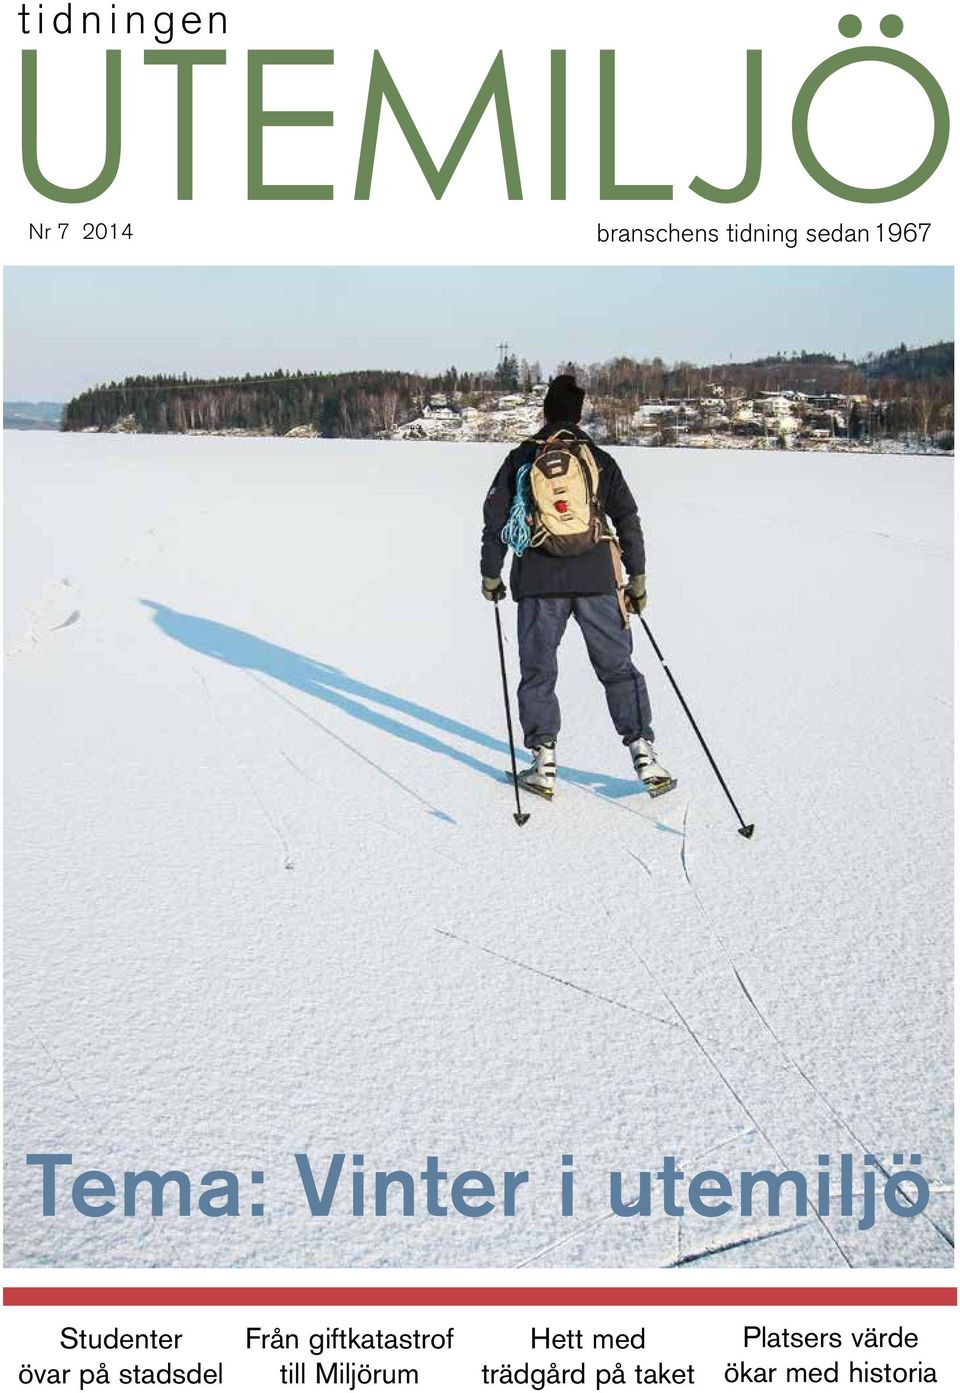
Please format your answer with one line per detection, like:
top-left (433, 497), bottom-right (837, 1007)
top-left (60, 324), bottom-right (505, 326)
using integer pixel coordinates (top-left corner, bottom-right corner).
top-left (4, 1287), bottom-right (956, 1308)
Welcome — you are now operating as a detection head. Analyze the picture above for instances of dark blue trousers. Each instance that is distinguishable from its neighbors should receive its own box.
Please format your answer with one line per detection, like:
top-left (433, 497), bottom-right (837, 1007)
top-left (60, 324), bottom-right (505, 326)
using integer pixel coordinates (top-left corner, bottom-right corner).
top-left (516, 595), bottom-right (654, 749)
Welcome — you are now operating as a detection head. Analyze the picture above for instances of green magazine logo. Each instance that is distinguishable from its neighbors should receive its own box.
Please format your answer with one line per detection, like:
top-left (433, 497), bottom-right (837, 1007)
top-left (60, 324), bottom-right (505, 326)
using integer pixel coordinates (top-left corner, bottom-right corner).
top-left (19, 13), bottom-right (951, 204)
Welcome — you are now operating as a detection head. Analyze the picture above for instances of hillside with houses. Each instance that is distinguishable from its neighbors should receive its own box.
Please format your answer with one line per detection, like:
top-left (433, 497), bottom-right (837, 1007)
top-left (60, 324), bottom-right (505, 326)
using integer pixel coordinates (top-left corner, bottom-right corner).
top-left (392, 379), bottom-right (943, 452)
top-left (57, 341), bottom-right (953, 454)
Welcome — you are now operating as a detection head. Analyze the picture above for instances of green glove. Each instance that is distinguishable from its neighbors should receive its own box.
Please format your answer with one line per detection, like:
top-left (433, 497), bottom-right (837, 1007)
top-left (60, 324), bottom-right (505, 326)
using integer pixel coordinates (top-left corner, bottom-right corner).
top-left (481, 576), bottom-right (507, 602)
top-left (624, 574), bottom-right (647, 615)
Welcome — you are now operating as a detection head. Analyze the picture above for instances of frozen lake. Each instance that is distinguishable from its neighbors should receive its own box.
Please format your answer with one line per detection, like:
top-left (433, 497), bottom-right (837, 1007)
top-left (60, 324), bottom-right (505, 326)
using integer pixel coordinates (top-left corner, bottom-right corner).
top-left (3, 431), bottom-right (953, 1268)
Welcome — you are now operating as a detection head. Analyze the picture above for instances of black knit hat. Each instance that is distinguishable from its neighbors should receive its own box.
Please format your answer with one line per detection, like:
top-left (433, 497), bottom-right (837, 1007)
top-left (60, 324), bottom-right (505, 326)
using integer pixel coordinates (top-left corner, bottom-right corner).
top-left (543, 374), bottom-right (585, 424)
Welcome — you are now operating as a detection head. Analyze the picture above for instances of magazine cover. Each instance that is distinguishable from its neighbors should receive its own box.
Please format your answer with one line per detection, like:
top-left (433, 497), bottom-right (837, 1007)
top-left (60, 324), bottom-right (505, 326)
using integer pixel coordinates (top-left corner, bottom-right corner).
top-left (2, 0), bottom-right (956, 1385)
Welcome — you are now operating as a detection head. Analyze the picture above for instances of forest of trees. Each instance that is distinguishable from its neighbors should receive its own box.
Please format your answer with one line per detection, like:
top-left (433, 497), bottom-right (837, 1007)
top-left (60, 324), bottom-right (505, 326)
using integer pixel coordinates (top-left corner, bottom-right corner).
top-left (563, 343), bottom-right (953, 447)
top-left (61, 342), bottom-right (953, 446)
top-left (61, 355), bottom-right (546, 437)
top-left (63, 369), bottom-right (441, 437)
top-left (563, 342), bottom-right (954, 401)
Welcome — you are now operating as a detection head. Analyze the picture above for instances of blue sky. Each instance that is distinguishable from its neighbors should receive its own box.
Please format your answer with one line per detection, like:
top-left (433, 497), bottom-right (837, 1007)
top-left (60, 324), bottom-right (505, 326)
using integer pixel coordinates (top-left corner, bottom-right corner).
top-left (3, 265), bottom-right (953, 400)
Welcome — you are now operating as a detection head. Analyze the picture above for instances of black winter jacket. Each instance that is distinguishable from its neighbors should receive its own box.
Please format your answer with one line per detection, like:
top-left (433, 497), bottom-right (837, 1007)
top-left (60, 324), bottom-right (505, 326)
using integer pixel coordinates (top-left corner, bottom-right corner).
top-left (480, 424), bottom-right (646, 600)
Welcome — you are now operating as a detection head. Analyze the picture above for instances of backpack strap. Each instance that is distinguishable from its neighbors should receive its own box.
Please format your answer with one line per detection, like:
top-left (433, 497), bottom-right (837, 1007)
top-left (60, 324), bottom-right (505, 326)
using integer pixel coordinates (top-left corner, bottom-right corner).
top-left (607, 538), bottom-right (630, 630)
top-left (527, 429), bottom-right (578, 451)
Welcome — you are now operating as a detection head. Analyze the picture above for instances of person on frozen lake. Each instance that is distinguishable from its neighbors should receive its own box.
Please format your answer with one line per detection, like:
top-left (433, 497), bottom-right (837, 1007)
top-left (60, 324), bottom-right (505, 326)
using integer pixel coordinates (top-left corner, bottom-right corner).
top-left (481, 374), bottom-right (675, 800)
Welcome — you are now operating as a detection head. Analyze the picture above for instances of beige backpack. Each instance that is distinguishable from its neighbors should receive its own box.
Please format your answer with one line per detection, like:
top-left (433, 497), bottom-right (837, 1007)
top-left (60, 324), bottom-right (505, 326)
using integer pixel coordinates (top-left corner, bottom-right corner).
top-left (527, 431), bottom-right (606, 557)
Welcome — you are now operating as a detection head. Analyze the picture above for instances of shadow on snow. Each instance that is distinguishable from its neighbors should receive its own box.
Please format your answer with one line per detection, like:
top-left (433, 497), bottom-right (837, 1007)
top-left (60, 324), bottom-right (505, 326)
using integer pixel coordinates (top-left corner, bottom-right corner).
top-left (141, 599), bottom-right (647, 813)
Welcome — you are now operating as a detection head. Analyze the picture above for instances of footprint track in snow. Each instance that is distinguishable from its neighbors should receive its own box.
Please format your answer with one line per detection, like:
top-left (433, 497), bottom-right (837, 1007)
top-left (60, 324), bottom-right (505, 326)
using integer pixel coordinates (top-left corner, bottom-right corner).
top-left (6, 578), bottom-right (81, 655)
top-left (50, 609), bottom-right (81, 631)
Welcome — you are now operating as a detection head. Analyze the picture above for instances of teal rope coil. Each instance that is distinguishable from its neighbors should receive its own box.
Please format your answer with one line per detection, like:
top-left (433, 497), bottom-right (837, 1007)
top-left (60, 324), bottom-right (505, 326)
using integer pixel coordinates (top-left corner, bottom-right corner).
top-left (501, 460), bottom-right (533, 556)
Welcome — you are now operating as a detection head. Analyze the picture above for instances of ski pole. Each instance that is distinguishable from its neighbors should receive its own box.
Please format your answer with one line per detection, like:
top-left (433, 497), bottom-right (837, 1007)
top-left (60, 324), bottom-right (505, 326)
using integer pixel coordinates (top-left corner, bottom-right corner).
top-left (493, 601), bottom-right (530, 827)
top-left (639, 617), bottom-right (755, 839)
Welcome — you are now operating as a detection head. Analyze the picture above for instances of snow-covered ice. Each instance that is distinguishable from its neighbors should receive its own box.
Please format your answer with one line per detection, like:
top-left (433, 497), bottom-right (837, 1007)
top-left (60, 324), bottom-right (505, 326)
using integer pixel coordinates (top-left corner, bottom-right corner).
top-left (3, 431), bottom-right (953, 1268)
